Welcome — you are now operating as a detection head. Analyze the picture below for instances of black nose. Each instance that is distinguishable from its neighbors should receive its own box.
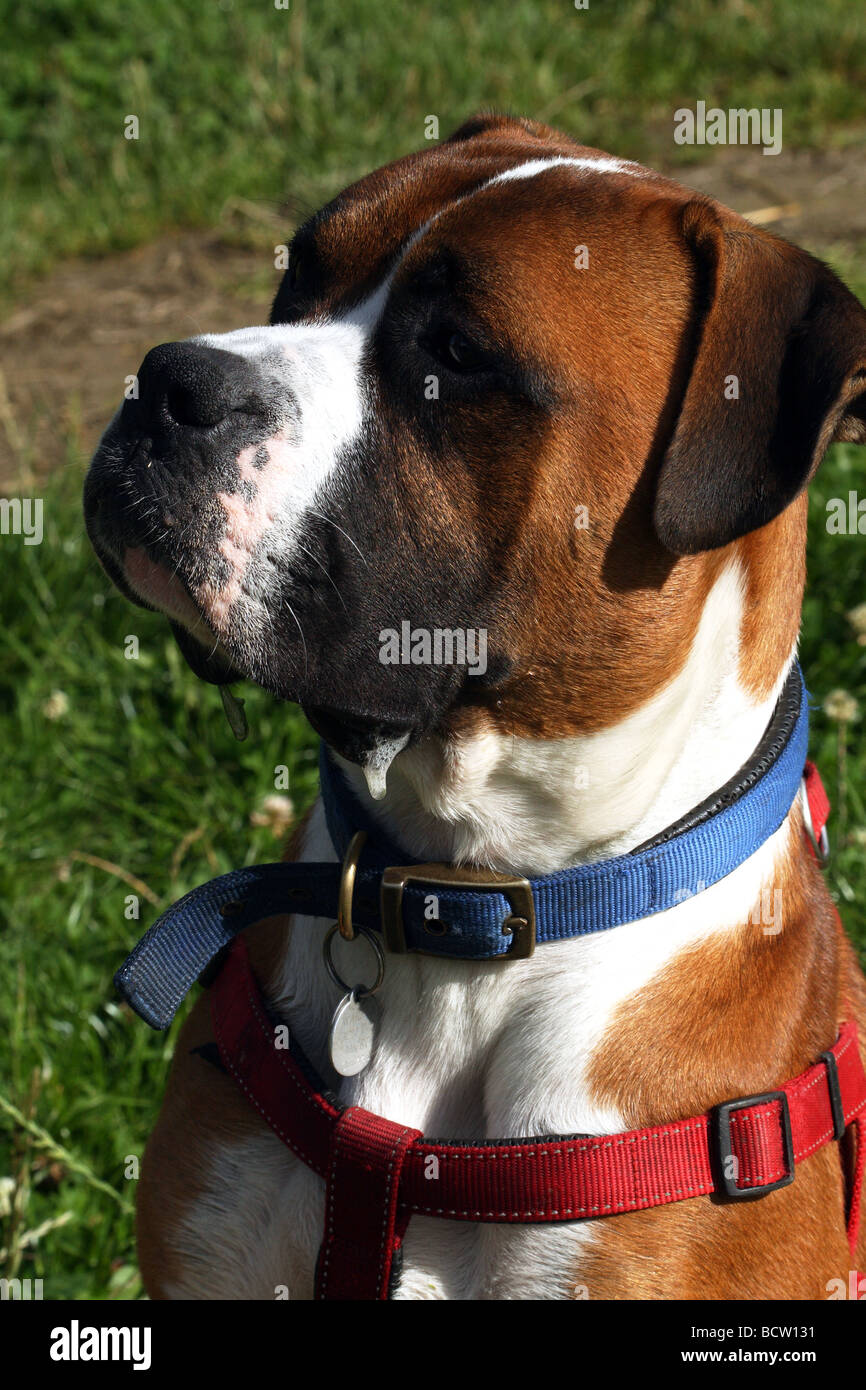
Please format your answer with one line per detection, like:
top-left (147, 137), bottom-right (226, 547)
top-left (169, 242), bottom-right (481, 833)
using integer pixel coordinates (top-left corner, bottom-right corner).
top-left (134, 341), bottom-right (264, 431)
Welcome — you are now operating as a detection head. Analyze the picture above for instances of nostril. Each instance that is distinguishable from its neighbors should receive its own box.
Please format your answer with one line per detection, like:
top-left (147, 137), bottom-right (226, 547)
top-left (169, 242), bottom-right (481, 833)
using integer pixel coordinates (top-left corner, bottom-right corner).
top-left (165, 382), bottom-right (225, 429)
top-left (135, 341), bottom-right (267, 434)
top-left (161, 368), bottom-right (235, 430)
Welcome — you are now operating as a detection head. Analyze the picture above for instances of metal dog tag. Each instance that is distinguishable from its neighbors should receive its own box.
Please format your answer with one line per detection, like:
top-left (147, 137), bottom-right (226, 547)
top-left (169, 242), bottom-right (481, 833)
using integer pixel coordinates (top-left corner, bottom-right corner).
top-left (328, 989), bottom-right (381, 1077)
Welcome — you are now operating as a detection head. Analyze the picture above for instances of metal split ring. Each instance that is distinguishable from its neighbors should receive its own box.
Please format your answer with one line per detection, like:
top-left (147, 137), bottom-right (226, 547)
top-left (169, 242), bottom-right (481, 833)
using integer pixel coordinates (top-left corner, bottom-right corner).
top-left (323, 923), bottom-right (386, 999)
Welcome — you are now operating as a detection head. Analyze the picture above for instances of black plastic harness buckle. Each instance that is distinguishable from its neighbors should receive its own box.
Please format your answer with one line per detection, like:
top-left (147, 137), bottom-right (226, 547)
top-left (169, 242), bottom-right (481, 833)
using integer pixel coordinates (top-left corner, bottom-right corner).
top-left (819, 1050), bottom-right (847, 1141)
top-left (713, 1089), bottom-right (795, 1199)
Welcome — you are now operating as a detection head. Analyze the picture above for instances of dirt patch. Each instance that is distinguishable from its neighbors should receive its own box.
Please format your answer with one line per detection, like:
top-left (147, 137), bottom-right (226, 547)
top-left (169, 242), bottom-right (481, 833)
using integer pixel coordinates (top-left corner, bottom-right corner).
top-left (2, 146), bottom-right (866, 491)
top-left (0, 230), bottom-right (282, 490)
top-left (675, 143), bottom-right (866, 252)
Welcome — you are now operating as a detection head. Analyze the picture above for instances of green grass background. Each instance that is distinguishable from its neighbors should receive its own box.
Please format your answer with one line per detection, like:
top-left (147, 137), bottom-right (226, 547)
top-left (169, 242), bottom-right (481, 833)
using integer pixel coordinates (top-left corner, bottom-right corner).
top-left (1, 0), bottom-right (865, 1300)
top-left (3, 0), bottom-right (866, 295)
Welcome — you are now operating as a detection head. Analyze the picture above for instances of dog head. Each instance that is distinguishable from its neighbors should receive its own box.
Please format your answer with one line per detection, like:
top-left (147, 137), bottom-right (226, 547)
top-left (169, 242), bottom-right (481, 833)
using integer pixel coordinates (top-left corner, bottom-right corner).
top-left (85, 114), bottom-right (866, 782)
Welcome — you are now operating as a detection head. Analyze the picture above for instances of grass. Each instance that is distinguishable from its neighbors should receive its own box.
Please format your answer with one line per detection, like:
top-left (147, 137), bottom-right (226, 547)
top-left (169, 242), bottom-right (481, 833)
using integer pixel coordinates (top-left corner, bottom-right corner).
top-left (801, 470), bottom-right (866, 927)
top-left (0, 457), bottom-right (320, 1298)
top-left (3, 0), bottom-right (866, 297)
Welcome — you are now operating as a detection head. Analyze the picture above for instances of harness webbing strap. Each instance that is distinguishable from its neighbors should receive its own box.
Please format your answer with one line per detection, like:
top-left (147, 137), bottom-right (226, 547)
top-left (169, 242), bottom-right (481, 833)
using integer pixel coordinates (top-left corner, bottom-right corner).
top-left (803, 760), bottom-right (831, 839)
top-left (316, 1108), bottom-right (421, 1301)
top-left (210, 934), bottom-right (340, 1175)
top-left (209, 936), bottom-right (866, 1298)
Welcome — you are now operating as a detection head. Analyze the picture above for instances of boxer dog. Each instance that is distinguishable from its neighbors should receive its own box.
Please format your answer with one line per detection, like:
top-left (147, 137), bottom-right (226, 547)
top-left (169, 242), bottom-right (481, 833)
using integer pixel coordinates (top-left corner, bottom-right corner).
top-left (84, 114), bottom-right (866, 1299)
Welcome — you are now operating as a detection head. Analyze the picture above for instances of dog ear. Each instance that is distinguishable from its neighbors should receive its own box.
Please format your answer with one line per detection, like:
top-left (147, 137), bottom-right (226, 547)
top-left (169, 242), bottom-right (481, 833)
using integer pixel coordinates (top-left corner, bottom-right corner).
top-left (653, 199), bottom-right (866, 555)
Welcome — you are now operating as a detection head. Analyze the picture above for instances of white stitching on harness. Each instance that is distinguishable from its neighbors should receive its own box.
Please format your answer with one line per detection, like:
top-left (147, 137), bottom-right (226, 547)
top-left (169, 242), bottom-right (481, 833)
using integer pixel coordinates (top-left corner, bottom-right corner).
top-left (211, 954), bottom-right (324, 1173)
top-left (318, 1115), bottom-right (414, 1298)
top-left (377, 1124), bottom-right (414, 1293)
top-left (317, 1118), bottom-right (346, 1298)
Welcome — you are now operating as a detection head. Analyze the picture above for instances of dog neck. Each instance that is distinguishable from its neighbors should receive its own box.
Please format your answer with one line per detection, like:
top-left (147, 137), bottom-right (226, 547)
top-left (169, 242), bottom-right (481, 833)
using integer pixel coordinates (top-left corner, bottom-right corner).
top-left (337, 564), bottom-right (795, 877)
top-left (264, 559), bottom-right (811, 1166)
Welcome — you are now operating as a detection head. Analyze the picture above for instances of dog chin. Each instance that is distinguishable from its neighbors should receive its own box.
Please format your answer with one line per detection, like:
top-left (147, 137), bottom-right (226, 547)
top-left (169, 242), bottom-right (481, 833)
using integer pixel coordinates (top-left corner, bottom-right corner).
top-left (301, 702), bottom-right (416, 774)
top-left (93, 535), bottom-right (427, 771)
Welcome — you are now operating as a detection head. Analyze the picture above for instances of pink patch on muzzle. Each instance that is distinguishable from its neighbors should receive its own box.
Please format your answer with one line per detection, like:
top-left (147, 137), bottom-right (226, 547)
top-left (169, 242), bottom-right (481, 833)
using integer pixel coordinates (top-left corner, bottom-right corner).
top-left (124, 547), bottom-right (213, 639)
top-left (195, 433), bottom-right (294, 629)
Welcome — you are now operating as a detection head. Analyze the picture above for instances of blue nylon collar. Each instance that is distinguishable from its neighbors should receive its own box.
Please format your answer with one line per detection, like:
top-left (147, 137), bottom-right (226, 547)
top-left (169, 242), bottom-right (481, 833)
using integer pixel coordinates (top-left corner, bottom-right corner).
top-left (116, 664), bottom-right (809, 1029)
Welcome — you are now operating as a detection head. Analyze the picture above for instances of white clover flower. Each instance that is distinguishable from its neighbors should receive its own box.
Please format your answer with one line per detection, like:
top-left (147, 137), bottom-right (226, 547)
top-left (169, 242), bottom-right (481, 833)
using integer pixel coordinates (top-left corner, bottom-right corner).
top-left (250, 794), bottom-right (295, 837)
top-left (42, 690), bottom-right (69, 720)
top-left (824, 690), bottom-right (860, 723)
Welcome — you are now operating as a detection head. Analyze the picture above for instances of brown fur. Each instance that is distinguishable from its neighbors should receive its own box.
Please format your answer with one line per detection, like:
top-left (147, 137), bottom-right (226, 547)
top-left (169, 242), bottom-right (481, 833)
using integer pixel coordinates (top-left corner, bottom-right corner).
top-left (581, 820), bottom-right (866, 1297)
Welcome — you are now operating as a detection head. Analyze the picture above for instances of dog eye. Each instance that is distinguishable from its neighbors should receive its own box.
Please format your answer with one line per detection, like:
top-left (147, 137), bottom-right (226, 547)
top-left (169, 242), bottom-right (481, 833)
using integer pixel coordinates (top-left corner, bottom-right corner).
top-left (429, 328), bottom-right (490, 373)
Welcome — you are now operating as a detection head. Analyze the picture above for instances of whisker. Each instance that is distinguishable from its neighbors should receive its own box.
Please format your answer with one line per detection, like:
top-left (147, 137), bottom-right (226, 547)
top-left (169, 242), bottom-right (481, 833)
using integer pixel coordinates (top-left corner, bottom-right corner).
top-left (306, 508), bottom-right (368, 567)
top-left (282, 598), bottom-right (309, 678)
top-left (293, 541), bottom-right (348, 612)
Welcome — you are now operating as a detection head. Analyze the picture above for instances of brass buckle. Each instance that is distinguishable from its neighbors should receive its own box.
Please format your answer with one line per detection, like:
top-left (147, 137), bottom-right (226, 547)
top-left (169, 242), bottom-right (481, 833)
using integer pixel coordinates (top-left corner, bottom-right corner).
top-left (380, 863), bottom-right (535, 959)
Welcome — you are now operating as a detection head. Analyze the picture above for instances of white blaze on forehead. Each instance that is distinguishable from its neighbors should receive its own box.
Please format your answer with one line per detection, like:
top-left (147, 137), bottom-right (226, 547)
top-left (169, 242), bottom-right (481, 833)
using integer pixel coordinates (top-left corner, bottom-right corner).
top-left (487, 154), bottom-right (644, 186)
top-left (398, 152), bottom-right (646, 264)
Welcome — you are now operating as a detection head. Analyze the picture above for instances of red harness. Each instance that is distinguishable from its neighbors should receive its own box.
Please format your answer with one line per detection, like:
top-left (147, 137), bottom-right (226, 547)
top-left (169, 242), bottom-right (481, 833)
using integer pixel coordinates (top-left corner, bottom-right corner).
top-left (207, 767), bottom-right (866, 1300)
